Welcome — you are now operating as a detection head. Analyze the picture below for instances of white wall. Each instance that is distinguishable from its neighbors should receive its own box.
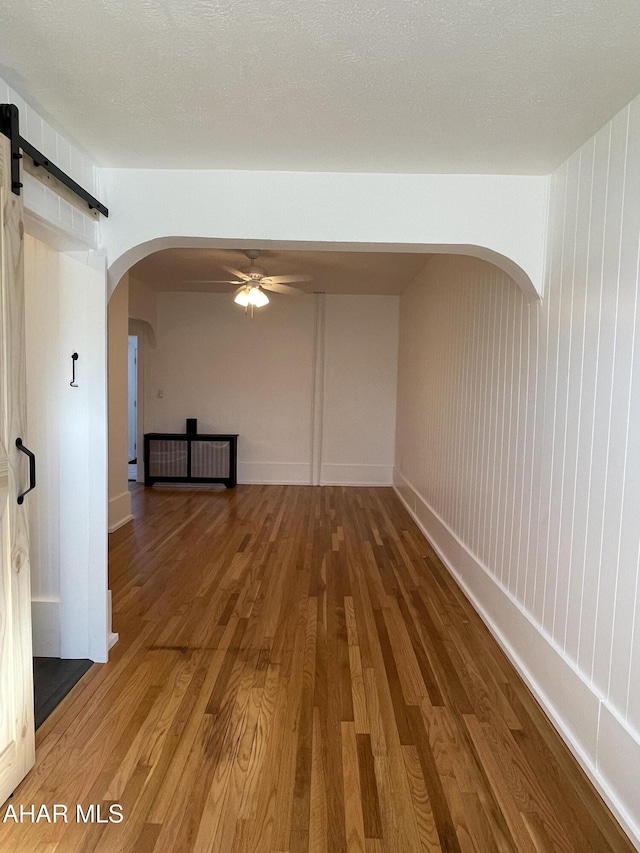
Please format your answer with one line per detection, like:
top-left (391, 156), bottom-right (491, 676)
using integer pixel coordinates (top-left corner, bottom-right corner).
top-left (144, 291), bottom-right (398, 485)
top-left (99, 170), bottom-right (549, 301)
top-left (107, 275), bottom-right (132, 531)
top-left (394, 93), bottom-right (640, 846)
top-left (129, 273), bottom-right (158, 330)
top-left (322, 296), bottom-right (398, 485)
top-left (25, 237), bottom-right (61, 656)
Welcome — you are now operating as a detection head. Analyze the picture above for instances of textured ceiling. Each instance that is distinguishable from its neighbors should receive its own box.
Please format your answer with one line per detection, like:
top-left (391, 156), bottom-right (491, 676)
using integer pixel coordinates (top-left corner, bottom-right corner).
top-left (2, 1), bottom-right (640, 173)
top-left (130, 248), bottom-right (431, 295)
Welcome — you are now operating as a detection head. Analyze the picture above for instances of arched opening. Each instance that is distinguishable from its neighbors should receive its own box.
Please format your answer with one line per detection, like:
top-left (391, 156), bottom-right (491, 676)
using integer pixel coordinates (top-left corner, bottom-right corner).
top-left (108, 237), bottom-right (540, 303)
top-left (109, 238), bottom-right (533, 530)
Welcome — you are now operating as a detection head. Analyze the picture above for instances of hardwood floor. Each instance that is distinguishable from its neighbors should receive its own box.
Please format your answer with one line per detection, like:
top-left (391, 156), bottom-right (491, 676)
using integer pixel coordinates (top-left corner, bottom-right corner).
top-left (1, 484), bottom-right (635, 852)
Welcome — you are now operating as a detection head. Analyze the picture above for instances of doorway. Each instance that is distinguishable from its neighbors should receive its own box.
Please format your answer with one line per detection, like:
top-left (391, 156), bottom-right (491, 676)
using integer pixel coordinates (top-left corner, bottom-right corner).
top-left (128, 334), bottom-right (138, 480)
top-left (24, 235), bottom-right (110, 727)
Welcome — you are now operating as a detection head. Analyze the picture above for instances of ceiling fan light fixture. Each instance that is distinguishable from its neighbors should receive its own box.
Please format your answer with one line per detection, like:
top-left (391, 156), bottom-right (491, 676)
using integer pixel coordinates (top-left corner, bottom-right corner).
top-left (248, 286), bottom-right (269, 307)
top-left (234, 285), bottom-right (269, 309)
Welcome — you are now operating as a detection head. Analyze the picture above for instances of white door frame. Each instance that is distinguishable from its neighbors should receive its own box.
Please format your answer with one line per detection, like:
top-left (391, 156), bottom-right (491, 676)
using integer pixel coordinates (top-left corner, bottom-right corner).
top-left (128, 318), bottom-right (149, 484)
top-left (127, 334), bottom-right (138, 464)
top-left (24, 236), bottom-right (111, 663)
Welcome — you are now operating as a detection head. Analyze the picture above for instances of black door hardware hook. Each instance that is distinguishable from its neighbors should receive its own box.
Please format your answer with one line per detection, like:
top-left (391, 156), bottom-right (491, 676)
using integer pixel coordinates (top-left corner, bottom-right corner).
top-left (16, 438), bottom-right (36, 504)
top-left (70, 352), bottom-right (79, 387)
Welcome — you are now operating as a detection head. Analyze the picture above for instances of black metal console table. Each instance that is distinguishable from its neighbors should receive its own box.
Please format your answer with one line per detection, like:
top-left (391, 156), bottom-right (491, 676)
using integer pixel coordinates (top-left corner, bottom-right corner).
top-left (144, 422), bottom-right (238, 488)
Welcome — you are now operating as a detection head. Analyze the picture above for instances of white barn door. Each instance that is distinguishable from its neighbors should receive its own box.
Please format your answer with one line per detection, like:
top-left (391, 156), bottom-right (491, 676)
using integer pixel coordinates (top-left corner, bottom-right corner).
top-left (0, 137), bottom-right (35, 803)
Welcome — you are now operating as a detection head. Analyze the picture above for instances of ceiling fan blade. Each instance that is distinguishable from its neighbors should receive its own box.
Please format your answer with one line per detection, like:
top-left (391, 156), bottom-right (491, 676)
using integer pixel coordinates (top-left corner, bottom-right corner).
top-left (262, 282), bottom-right (305, 295)
top-left (262, 274), bottom-right (312, 284)
top-left (222, 265), bottom-right (252, 281)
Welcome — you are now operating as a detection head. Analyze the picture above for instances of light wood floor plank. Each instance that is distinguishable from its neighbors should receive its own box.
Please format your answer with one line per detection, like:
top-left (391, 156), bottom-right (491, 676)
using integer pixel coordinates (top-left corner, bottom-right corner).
top-left (0, 484), bottom-right (635, 852)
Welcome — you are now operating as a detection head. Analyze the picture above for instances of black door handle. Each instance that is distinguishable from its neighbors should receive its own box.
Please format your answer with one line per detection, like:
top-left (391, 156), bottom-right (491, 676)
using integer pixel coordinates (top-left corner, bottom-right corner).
top-left (15, 438), bottom-right (36, 504)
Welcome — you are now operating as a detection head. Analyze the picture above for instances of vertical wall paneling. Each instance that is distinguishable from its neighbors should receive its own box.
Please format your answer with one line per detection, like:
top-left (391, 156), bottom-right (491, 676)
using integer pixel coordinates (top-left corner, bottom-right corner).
top-left (591, 106), bottom-right (629, 694)
top-left (465, 273), bottom-right (478, 550)
top-left (576, 120), bottom-right (611, 676)
top-left (597, 104), bottom-right (636, 703)
top-left (487, 274), bottom-right (500, 573)
top-left (476, 264), bottom-right (491, 561)
top-left (540, 159), bottom-right (568, 633)
top-left (25, 237), bottom-right (61, 655)
top-left (499, 281), bottom-right (511, 585)
top-left (394, 89), bottom-right (640, 850)
top-left (549, 149), bottom-right (579, 642)
top-left (523, 300), bottom-right (540, 611)
top-left (510, 297), bottom-right (526, 596)
top-left (563, 137), bottom-right (595, 661)
top-left (612, 96), bottom-right (640, 724)
top-left (503, 284), bottom-right (518, 589)
top-left (462, 275), bottom-right (477, 544)
top-left (479, 270), bottom-right (493, 568)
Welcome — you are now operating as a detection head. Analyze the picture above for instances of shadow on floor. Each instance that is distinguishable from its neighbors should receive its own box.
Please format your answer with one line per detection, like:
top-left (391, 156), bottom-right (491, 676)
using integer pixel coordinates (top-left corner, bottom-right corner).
top-left (33, 657), bottom-right (93, 730)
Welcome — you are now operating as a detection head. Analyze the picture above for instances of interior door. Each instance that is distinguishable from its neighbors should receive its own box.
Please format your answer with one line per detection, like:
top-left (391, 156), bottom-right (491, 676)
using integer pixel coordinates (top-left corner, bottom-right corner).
top-left (128, 336), bottom-right (137, 462)
top-left (0, 136), bottom-right (35, 804)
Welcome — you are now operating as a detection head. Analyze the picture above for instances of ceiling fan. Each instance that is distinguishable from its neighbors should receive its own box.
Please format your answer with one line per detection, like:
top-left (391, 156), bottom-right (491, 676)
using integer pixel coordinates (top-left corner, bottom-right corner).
top-left (185, 249), bottom-right (312, 313)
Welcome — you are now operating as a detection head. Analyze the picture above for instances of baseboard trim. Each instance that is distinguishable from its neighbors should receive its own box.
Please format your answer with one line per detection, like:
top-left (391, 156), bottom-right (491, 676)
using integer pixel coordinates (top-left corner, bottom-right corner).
top-left (237, 461), bottom-right (394, 486)
top-left (108, 490), bottom-right (132, 533)
top-left (393, 468), bottom-right (640, 850)
top-left (319, 482), bottom-right (394, 487)
top-left (108, 513), bottom-right (133, 534)
top-left (320, 463), bottom-right (393, 486)
top-left (238, 461), bottom-right (311, 485)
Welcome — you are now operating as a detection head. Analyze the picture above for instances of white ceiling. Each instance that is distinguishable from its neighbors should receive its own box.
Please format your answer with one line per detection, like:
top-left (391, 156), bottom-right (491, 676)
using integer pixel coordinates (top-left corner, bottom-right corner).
top-left (2, 1), bottom-right (640, 174)
top-left (130, 248), bottom-right (431, 295)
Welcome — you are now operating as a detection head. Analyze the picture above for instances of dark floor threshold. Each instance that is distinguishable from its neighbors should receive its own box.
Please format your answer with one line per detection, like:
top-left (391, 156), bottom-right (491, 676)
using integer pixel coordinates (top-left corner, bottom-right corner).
top-left (33, 657), bottom-right (93, 730)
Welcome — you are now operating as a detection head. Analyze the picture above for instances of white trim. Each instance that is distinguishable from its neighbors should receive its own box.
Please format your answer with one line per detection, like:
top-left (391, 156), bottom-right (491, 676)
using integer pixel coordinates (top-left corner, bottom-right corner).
top-left (108, 513), bottom-right (133, 534)
top-left (237, 461), bottom-right (394, 486)
top-left (238, 462), bottom-right (312, 485)
top-left (320, 463), bottom-right (394, 486)
top-left (310, 293), bottom-right (326, 486)
top-left (23, 176), bottom-right (98, 250)
top-left (108, 490), bottom-right (132, 533)
top-left (128, 319), bottom-right (147, 484)
top-left (393, 468), bottom-right (640, 850)
top-left (106, 590), bottom-right (118, 654)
